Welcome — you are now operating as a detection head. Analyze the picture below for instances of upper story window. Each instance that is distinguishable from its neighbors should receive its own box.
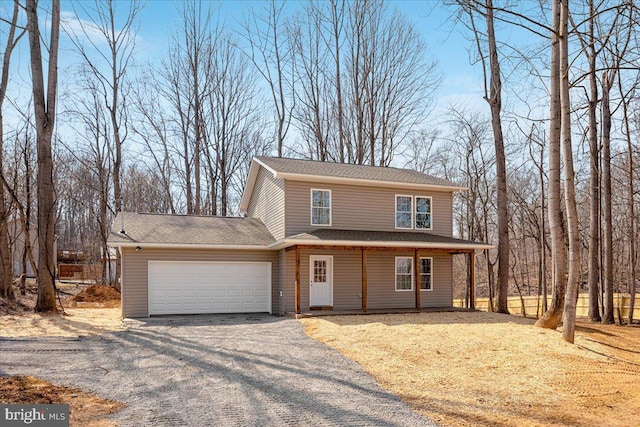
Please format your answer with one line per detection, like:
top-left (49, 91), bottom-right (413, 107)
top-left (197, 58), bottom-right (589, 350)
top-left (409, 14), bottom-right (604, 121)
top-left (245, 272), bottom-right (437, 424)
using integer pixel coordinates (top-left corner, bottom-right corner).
top-left (396, 195), bottom-right (433, 230)
top-left (311, 189), bottom-right (331, 226)
top-left (415, 196), bottom-right (432, 230)
top-left (395, 195), bottom-right (413, 229)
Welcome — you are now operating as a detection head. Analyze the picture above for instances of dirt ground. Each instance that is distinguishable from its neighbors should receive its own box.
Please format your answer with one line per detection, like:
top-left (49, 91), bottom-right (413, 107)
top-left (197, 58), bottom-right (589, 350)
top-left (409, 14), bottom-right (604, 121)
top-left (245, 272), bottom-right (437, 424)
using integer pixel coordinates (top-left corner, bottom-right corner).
top-left (0, 281), bottom-right (125, 338)
top-left (0, 376), bottom-right (124, 427)
top-left (1, 283), bottom-right (125, 425)
top-left (301, 312), bottom-right (640, 427)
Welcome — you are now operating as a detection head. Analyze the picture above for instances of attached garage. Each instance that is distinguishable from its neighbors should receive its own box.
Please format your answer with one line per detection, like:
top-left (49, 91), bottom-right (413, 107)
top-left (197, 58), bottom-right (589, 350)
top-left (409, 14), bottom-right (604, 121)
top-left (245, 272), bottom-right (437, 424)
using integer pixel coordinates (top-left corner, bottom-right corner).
top-left (148, 261), bottom-right (271, 315)
top-left (108, 213), bottom-right (278, 318)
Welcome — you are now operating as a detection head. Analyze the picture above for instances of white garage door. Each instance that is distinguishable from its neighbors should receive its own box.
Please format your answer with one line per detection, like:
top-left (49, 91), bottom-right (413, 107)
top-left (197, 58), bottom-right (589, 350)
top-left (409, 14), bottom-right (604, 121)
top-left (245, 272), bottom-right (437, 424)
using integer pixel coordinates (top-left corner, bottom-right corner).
top-left (148, 261), bottom-right (271, 315)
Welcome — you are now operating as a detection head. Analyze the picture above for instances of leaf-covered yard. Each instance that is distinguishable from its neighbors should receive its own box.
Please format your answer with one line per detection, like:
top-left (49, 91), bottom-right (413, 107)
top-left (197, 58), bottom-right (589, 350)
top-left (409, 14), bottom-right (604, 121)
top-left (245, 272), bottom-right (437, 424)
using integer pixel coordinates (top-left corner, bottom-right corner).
top-left (301, 312), bottom-right (640, 427)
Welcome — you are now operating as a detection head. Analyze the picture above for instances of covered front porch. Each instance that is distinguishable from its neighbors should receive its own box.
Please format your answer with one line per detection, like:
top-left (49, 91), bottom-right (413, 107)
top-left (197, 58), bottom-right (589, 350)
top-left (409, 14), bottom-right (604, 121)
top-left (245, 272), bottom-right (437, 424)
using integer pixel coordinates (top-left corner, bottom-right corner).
top-left (281, 241), bottom-right (483, 316)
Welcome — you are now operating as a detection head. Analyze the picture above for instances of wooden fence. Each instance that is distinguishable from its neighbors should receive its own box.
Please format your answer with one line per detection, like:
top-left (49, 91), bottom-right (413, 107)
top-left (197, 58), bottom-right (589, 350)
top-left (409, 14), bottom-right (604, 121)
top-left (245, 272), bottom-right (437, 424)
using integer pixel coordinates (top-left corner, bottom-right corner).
top-left (453, 293), bottom-right (640, 319)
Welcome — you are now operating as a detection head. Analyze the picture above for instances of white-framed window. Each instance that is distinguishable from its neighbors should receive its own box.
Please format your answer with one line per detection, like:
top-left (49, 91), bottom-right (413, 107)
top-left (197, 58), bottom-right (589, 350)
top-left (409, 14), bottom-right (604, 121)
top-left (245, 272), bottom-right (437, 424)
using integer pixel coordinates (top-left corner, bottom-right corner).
top-left (415, 196), bottom-right (433, 230)
top-left (395, 257), bottom-right (413, 291)
top-left (311, 189), bottom-right (331, 226)
top-left (419, 257), bottom-right (433, 291)
top-left (395, 195), bottom-right (413, 229)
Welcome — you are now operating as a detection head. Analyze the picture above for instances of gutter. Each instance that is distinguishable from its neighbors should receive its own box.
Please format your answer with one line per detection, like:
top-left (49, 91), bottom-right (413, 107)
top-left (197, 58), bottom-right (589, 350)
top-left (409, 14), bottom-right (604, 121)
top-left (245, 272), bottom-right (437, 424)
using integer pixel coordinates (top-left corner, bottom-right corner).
top-left (268, 239), bottom-right (494, 251)
top-left (108, 242), bottom-right (274, 251)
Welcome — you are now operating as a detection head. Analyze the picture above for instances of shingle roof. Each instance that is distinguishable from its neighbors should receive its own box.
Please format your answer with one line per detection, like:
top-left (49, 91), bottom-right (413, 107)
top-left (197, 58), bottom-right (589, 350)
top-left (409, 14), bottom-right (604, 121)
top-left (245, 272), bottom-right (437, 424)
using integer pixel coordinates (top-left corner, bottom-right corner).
top-left (285, 229), bottom-right (491, 249)
top-left (107, 212), bottom-right (275, 247)
top-left (255, 156), bottom-right (462, 189)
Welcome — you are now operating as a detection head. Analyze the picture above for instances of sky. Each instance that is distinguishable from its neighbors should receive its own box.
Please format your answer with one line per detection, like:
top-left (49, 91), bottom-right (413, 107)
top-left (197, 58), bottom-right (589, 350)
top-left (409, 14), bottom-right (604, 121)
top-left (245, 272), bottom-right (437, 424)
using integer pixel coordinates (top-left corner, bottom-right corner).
top-left (59, 0), bottom-right (489, 113)
top-left (2, 0), bottom-right (547, 161)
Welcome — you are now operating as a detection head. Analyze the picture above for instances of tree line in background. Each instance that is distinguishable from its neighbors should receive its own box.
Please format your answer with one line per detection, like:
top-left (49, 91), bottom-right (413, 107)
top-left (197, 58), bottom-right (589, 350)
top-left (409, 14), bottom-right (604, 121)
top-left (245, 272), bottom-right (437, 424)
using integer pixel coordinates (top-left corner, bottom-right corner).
top-left (0, 0), bottom-right (639, 343)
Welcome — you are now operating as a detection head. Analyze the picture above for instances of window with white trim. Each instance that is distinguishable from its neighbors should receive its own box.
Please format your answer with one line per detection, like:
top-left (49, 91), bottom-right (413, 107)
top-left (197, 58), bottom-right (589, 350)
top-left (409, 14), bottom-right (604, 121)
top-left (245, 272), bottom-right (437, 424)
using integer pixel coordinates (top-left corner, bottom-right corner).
top-left (415, 196), bottom-right (432, 230)
top-left (395, 195), bottom-right (413, 229)
top-left (395, 257), bottom-right (413, 291)
top-left (419, 257), bottom-right (433, 291)
top-left (311, 189), bottom-right (331, 226)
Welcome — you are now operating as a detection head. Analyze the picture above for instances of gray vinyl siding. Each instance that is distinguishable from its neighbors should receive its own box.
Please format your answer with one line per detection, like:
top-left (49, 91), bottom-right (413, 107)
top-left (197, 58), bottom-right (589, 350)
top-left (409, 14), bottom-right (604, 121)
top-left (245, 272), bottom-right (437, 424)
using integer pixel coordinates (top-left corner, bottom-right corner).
top-left (281, 249), bottom-right (452, 313)
top-left (367, 251), bottom-right (453, 309)
top-left (246, 166), bottom-right (285, 240)
top-left (120, 247), bottom-right (278, 318)
top-left (366, 251), bottom-right (415, 309)
top-left (421, 253), bottom-right (453, 308)
top-left (284, 180), bottom-right (453, 237)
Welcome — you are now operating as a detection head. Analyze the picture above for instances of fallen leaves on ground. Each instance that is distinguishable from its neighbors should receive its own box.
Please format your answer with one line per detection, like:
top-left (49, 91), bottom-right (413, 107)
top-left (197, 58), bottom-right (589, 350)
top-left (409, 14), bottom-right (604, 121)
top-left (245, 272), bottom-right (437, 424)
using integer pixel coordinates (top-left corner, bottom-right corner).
top-left (0, 375), bottom-right (124, 427)
top-left (301, 312), bottom-right (640, 427)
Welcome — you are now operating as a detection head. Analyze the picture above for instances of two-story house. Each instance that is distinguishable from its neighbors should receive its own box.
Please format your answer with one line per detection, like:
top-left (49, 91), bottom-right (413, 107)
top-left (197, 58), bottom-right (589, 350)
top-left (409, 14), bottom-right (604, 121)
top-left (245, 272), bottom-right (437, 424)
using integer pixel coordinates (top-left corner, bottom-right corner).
top-left (108, 156), bottom-right (491, 318)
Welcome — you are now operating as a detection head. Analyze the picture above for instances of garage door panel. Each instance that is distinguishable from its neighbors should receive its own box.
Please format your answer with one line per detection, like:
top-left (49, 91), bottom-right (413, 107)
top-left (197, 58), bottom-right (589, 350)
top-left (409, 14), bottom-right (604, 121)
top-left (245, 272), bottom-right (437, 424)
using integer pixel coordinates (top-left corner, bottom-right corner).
top-left (148, 261), bottom-right (271, 315)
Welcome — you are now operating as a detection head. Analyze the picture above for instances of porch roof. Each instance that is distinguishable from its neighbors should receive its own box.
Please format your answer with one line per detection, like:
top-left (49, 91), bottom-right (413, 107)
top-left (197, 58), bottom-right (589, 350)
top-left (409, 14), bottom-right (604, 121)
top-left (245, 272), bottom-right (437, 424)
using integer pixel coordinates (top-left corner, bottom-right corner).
top-left (270, 229), bottom-right (493, 251)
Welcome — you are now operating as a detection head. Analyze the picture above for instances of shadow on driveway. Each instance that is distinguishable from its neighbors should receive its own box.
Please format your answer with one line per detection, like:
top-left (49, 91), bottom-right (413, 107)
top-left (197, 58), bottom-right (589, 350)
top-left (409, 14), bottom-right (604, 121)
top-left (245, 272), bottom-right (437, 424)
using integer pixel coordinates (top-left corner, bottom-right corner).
top-left (2, 314), bottom-right (435, 426)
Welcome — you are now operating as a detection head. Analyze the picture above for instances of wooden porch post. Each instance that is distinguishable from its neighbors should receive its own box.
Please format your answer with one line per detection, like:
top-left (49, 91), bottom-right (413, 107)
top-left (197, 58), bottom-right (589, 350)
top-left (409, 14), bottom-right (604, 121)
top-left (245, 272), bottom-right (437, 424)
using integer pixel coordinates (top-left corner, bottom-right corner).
top-left (469, 250), bottom-right (476, 309)
top-left (295, 246), bottom-right (301, 315)
top-left (361, 248), bottom-right (367, 312)
top-left (415, 249), bottom-right (421, 311)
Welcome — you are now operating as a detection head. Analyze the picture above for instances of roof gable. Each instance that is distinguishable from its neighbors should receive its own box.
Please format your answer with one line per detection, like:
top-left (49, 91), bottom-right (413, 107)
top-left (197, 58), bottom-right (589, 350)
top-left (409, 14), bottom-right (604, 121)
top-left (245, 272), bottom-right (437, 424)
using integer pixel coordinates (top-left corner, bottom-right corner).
top-left (255, 156), bottom-right (462, 188)
top-left (240, 156), bottom-right (465, 213)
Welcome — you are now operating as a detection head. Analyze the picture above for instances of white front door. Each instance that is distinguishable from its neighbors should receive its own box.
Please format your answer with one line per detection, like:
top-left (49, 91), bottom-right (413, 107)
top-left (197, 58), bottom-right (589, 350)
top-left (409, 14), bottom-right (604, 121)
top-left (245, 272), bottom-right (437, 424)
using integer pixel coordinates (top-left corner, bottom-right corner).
top-left (309, 255), bottom-right (333, 307)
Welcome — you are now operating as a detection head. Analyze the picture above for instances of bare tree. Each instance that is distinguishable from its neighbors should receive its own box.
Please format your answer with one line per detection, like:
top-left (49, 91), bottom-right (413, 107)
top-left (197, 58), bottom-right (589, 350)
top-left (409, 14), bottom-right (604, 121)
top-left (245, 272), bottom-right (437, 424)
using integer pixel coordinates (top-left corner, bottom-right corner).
top-left (594, 1), bottom-right (634, 324)
top-left (575, 0), bottom-right (603, 323)
top-left (205, 34), bottom-right (263, 215)
top-left (243, 0), bottom-right (294, 157)
top-left (66, 0), bottom-right (140, 216)
top-left (618, 71), bottom-right (637, 324)
top-left (63, 71), bottom-right (115, 284)
top-left (457, 0), bottom-right (509, 314)
top-left (158, 0), bottom-right (216, 215)
top-left (131, 74), bottom-right (177, 214)
top-left (559, 0), bottom-right (580, 343)
top-left (535, 0), bottom-right (565, 330)
top-left (2, 117), bottom-right (38, 283)
top-left (289, 0), bottom-right (438, 166)
top-left (0, 1), bottom-right (25, 299)
top-left (26, 0), bottom-right (60, 312)
top-left (329, 0), bottom-right (347, 162)
top-left (600, 68), bottom-right (614, 324)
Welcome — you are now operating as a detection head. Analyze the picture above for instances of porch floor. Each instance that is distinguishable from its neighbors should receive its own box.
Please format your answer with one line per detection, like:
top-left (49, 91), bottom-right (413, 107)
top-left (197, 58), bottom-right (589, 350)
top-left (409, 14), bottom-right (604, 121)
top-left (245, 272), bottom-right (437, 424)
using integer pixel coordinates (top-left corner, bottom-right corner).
top-left (286, 306), bottom-right (475, 319)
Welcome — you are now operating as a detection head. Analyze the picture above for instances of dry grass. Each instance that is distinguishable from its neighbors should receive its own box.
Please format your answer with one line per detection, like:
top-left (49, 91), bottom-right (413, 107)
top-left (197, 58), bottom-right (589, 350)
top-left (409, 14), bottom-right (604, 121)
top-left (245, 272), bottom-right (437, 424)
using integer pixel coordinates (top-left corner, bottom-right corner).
top-left (0, 307), bottom-right (126, 338)
top-left (301, 312), bottom-right (640, 427)
top-left (0, 375), bottom-right (124, 426)
top-left (1, 281), bottom-right (125, 338)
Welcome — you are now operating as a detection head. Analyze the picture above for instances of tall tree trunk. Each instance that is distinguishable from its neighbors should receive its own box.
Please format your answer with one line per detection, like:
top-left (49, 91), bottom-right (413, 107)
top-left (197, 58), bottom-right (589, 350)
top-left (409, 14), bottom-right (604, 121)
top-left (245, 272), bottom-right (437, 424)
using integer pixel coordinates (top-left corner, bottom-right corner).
top-left (560, 0), bottom-right (580, 343)
top-left (540, 150), bottom-right (547, 313)
top-left (536, 0), bottom-right (565, 329)
top-left (601, 72), bottom-right (614, 324)
top-left (485, 0), bottom-right (509, 314)
top-left (586, 0), bottom-right (601, 322)
top-left (619, 74), bottom-right (636, 324)
top-left (331, 0), bottom-right (345, 162)
top-left (26, 0), bottom-right (60, 312)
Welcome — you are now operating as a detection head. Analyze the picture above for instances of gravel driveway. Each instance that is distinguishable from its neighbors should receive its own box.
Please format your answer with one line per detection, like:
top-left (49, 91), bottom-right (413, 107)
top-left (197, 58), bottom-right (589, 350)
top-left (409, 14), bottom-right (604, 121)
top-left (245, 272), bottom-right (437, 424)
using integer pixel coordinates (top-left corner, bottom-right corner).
top-left (1, 314), bottom-right (436, 426)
